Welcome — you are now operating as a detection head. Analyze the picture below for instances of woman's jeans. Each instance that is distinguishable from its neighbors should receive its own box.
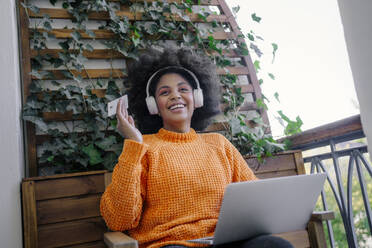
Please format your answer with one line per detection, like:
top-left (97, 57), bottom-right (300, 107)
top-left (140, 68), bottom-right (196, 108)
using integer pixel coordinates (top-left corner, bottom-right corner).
top-left (161, 235), bottom-right (294, 248)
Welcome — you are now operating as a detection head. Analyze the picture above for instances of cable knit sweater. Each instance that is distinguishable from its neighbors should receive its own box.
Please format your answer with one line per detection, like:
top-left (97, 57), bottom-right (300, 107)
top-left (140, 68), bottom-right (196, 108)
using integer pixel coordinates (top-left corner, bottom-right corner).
top-left (100, 128), bottom-right (257, 248)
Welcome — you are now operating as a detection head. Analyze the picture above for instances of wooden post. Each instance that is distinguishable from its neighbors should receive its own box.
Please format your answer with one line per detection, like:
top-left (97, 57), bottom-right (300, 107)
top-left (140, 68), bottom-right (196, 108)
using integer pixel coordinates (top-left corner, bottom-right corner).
top-left (308, 221), bottom-right (327, 248)
top-left (22, 181), bottom-right (38, 248)
top-left (294, 151), bottom-right (306, 175)
top-left (18, 0), bottom-right (38, 176)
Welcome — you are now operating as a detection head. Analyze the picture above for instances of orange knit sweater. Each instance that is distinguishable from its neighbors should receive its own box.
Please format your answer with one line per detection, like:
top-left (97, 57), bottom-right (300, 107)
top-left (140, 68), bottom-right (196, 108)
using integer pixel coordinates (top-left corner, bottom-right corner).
top-left (100, 128), bottom-right (257, 248)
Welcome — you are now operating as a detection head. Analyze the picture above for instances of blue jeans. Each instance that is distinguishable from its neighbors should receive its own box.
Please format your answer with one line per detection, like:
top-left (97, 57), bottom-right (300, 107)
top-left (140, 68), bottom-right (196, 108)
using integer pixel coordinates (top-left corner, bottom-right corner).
top-left (161, 235), bottom-right (294, 248)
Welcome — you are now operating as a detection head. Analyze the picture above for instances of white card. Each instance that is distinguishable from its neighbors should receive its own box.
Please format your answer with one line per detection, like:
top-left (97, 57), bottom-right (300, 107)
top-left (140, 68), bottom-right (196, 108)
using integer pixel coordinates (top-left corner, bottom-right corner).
top-left (107, 95), bottom-right (128, 117)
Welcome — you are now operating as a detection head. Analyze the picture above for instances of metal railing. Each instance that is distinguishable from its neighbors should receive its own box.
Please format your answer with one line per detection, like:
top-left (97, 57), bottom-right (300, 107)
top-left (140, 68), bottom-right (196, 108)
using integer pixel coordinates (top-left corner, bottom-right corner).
top-left (286, 115), bottom-right (372, 247)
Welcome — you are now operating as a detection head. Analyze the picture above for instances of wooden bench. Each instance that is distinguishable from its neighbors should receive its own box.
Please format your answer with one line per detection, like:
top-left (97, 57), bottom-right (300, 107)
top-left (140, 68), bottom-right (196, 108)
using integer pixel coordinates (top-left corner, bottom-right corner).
top-left (22, 151), bottom-right (334, 248)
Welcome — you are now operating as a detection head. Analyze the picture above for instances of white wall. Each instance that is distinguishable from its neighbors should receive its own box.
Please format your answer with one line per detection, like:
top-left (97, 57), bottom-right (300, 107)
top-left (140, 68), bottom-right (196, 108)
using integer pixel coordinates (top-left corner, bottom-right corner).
top-left (0, 0), bottom-right (24, 247)
top-left (337, 0), bottom-right (372, 159)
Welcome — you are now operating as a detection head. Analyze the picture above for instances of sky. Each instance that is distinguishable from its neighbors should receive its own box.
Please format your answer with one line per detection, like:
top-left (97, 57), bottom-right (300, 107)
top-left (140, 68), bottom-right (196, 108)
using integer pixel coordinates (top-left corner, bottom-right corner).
top-left (225, 0), bottom-right (359, 138)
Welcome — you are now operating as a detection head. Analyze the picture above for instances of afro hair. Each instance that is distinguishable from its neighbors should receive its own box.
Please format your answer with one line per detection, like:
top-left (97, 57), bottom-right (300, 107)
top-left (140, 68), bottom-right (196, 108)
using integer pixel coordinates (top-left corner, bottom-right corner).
top-left (126, 47), bottom-right (221, 134)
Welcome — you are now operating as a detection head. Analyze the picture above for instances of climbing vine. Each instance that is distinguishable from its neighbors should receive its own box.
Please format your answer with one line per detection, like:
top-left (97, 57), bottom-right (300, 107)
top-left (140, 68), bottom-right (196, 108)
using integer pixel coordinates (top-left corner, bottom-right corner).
top-left (21, 0), bottom-right (293, 174)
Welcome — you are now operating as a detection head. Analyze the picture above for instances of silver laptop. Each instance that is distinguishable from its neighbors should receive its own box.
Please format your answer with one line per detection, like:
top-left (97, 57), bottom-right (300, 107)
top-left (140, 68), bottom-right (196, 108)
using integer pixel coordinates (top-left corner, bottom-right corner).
top-left (188, 173), bottom-right (327, 245)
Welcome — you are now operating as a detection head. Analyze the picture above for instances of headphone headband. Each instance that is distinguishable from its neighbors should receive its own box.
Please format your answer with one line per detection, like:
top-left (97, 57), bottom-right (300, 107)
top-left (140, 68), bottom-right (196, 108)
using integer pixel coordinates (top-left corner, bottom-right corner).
top-left (145, 66), bottom-right (201, 98)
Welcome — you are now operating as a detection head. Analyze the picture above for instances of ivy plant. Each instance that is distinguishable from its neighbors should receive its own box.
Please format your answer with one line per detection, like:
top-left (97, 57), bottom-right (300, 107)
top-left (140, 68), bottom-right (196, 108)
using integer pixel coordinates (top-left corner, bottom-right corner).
top-left (21, 0), bottom-right (294, 173)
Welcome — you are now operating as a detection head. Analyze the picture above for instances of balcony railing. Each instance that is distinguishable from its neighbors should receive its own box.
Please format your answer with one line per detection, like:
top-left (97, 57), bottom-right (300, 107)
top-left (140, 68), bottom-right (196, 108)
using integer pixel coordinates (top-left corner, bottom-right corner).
top-left (284, 115), bottom-right (371, 248)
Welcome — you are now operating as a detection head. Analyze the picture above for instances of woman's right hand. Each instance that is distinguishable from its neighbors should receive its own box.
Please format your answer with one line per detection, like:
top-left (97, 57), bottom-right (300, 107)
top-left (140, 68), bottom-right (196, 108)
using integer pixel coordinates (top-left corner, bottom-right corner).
top-left (116, 98), bottom-right (143, 143)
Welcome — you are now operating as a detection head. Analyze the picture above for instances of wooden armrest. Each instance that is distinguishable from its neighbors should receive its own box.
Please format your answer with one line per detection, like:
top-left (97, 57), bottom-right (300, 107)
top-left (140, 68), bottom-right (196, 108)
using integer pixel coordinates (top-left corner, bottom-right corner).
top-left (310, 211), bottom-right (335, 222)
top-left (104, 232), bottom-right (138, 248)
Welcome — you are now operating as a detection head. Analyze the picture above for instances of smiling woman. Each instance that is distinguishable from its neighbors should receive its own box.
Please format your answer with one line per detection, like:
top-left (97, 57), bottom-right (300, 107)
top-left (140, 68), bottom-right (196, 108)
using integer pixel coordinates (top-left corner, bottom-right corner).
top-left (100, 47), bottom-right (294, 248)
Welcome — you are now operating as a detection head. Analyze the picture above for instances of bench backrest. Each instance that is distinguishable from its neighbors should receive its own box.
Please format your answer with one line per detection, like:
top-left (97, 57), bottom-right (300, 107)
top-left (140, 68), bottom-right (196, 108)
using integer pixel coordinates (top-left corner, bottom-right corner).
top-left (22, 170), bottom-right (108, 248)
top-left (22, 151), bottom-right (307, 248)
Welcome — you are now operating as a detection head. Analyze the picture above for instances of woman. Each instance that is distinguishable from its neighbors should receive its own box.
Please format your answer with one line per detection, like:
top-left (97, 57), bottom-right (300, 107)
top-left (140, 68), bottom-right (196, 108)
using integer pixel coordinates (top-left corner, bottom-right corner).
top-left (100, 48), bottom-right (293, 248)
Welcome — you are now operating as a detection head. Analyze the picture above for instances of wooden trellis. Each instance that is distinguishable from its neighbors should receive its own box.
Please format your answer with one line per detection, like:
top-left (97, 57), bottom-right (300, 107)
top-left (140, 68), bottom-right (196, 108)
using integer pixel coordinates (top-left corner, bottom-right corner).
top-left (18, 0), bottom-right (269, 177)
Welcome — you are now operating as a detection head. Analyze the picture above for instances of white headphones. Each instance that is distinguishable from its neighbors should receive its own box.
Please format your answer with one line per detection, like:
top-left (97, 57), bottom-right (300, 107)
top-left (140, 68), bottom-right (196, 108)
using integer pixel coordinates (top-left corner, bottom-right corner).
top-left (145, 66), bottom-right (204, 115)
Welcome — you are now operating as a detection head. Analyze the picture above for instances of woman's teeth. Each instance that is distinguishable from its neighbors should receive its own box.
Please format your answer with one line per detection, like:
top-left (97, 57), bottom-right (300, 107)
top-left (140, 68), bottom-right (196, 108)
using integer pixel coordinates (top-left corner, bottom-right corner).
top-left (169, 104), bottom-right (184, 110)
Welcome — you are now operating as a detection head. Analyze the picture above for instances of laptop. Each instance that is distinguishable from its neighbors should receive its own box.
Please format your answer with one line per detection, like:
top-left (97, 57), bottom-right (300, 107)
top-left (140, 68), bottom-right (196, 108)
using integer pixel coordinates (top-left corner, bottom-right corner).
top-left (188, 173), bottom-right (327, 245)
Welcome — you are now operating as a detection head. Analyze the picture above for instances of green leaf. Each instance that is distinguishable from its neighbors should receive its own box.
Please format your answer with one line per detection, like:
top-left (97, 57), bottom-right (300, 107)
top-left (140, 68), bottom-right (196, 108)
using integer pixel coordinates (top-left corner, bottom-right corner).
top-left (277, 111), bottom-right (303, 135)
top-left (47, 155), bottom-right (54, 162)
top-left (30, 70), bottom-right (43, 79)
top-left (84, 44), bottom-right (94, 52)
top-left (272, 43), bottom-right (278, 63)
top-left (250, 43), bottom-right (262, 57)
top-left (251, 13), bottom-right (261, 23)
top-left (232, 6), bottom-right (240, 15)
top-left (274, 92), bottom-right (280, 102)
top-left (103, 152), bottom-right (118, 171)
top-left (71, 30), bottom-right (82, 42)
top-left (95, 135), bottom-right (116, 150)
top-left (85, 30), bottom-right (96, 38)
top-left (131, 36), bottom-right (140, 47)
top-left (256, 98), bottom-right (268, 110)
top-left (82, 144), bottom-right (104, 165)
top-left (253, 60), bottom-right (261, 72)
top-left (43, 21), bottom-right (52, 32)
top-left (182, 32), bottom-right (194, 43)
top-left (49, 0), bottom-right (57, 6)
top-left (58, 41), bottom-right (70, 51)
top-left (247, 33), bottom-right (254, 41)
top-left (29, 5), bottom-right (40, 14)
top-left (268, 73), bottom-right (275, 80)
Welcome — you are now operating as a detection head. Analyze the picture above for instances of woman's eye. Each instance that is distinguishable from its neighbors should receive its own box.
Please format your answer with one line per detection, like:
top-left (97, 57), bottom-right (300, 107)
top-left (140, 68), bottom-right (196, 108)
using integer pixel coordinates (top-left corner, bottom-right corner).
top-left (180, 88), bottom-right (190, 92)
top-left (159, 90), bottom-right (168, 96)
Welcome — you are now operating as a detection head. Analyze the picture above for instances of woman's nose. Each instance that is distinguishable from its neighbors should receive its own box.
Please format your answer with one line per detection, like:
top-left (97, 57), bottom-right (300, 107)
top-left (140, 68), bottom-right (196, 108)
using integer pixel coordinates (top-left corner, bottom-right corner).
top-left (169, 90), bottom-right (181, 100)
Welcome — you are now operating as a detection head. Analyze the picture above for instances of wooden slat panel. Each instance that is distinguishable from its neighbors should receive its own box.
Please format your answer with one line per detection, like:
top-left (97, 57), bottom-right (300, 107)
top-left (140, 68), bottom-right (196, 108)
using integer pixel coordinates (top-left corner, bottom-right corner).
top-left (216, 66), bottom-right (249, 75)
top-left (38, 217), bottom-right (106, 248)
top-left (22, 181), bottom-right (38, 248)
top-left (31, 69), bottom-right (125, 80)
top-left (31, 66), bottom-right (248, 80)
top-left (255, 169), bottom-right (298, 179)
top-left (202, 122), bottom-right (228, 132)
top-left (274, 230), bottom-right (310, 248)
top-left (65, 241), bottom-right (106, 248)
top-left (37, 194), bottom-right (101, 225)
top-left (23, 170), bottom-right (107, 182)
top-left (245, 153), bottom-right (297, 174)
top-left (34, 174), bottom-right (105, 200)
top-left (31, 48), bottom-right (242, 59)
top-left (31, 49), bottom-right (125, 59)
top-left (34, 28), bottom-right (235, 40)
top-left (30, 8), bottom-right (227, 23)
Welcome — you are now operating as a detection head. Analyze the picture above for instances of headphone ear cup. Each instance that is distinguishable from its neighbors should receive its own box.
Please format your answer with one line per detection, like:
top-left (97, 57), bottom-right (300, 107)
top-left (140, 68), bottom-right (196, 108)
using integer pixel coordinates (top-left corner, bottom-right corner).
top-left (193, 88), bottom-right (204, 108)
top-left (146, 96), bottom-right (158, 115)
